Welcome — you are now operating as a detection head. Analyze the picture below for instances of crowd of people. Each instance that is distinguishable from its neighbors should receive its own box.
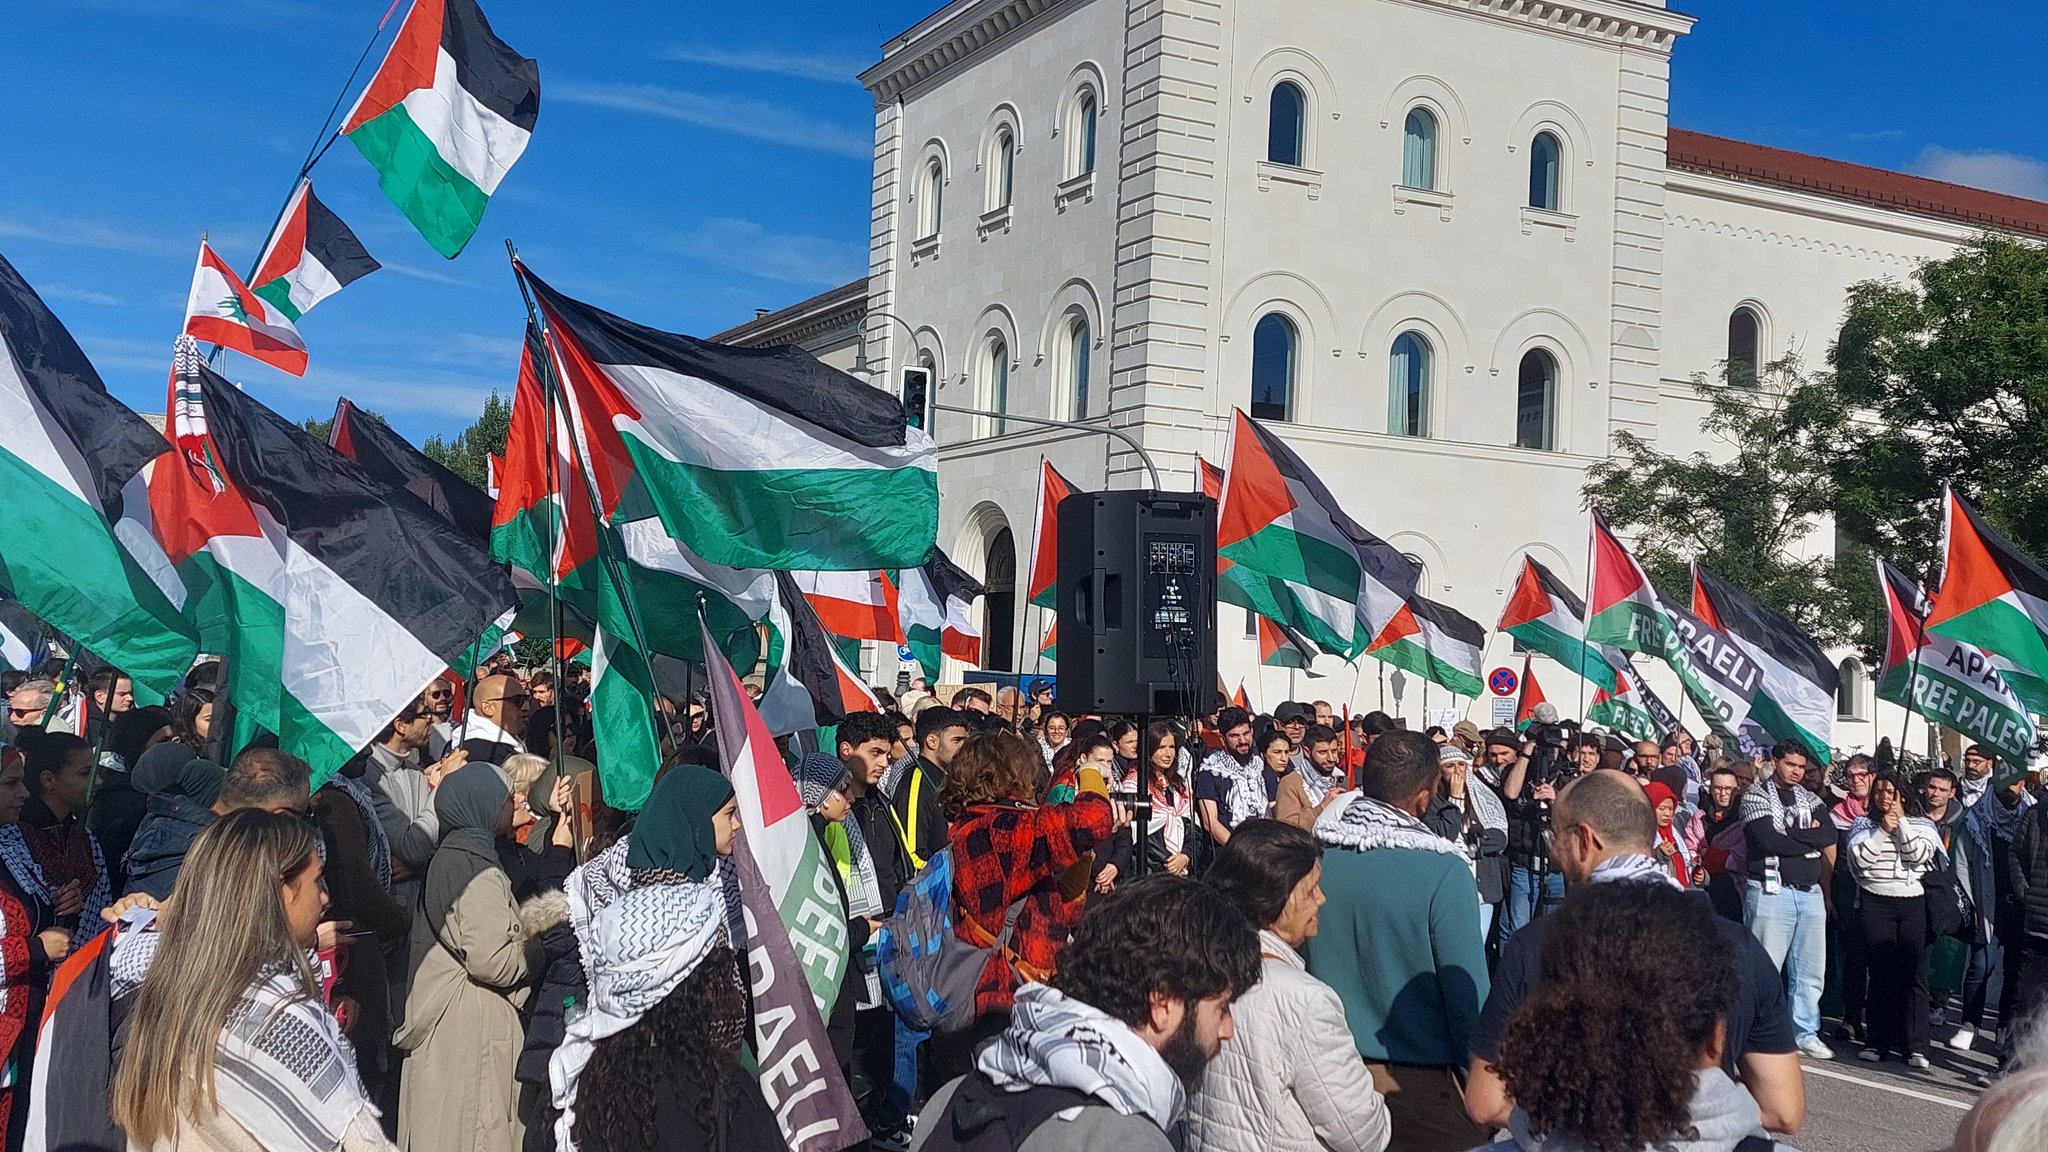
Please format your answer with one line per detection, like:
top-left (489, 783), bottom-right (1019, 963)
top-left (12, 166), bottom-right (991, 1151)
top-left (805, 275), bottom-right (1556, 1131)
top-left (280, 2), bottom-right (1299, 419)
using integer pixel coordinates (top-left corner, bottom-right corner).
top-left (0, 660), bottom-right (2044, 1152)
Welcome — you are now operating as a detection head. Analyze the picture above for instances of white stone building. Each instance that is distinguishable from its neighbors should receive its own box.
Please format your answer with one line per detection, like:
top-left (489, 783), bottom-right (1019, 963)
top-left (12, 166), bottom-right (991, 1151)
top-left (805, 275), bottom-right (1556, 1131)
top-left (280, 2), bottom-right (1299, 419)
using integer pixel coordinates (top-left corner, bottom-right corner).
top-left (714, 0), bottom-right (2048, 756)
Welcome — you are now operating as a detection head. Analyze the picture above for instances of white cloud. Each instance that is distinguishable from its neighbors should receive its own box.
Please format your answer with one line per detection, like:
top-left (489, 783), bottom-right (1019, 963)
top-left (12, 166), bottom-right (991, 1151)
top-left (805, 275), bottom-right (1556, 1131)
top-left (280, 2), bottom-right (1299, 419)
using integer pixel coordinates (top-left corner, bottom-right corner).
top-left (1910, 147), bottom-right (2048, 201)
top-left (0, 213), bottom-right (184, 257)
top-left (417, 331), bottom-right (523, 371)
top-left (552, 82), bottom-right (872, 158)
top-left (656, 44), bottom-right (868, 84)
top-left (664, 218), bottom-right (867, 287)
top-left (39, 285), bottom-right (124, 306)
top-left (380, 261), bottom-right (488, 289)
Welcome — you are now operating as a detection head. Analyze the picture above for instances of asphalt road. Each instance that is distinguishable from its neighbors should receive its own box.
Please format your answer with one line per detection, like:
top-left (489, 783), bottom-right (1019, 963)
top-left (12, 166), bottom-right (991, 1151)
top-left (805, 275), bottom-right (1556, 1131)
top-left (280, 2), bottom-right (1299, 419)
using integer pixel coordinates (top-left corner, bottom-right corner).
top-left (1790, 1036), bottom-right (1990, 1152)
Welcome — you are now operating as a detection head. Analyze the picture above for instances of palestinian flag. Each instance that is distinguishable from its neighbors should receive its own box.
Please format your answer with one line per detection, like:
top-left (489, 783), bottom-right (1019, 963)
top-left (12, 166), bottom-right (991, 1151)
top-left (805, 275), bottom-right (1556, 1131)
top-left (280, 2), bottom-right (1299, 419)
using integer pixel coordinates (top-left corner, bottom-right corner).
top-left (520, 263), bottom-right (938, 570)
top-left (1880, 558), bottom-right (2035, 763)
top-left (185, 359), bottom-right (519, 781)
top-left (182, 240), bottom-right (307, 376)
top-left (1588, 658), bottom-right (1663, 741)
top-left (251, 181), bottom-right (378, 321)
top-left (1195, 454), bottom-right (1224, 502)
top-left (1026, 458), bottom-right (1075, 609)
top-left (584, 526), bottom-right (664, 809)
top-left (1926, 488), bottom-right (2048, 712)
top-left (1365, 591), bottom-right (1486, 697)
top-left (0, 597), bottom-right (38, 672)
top-left (22, 922), bottom-right (122, 1152)
top-left (1259, 614), bottom-right (1318, 671)
top-left (1656, 591), bottom-right (1761, 741)
top-left (1499, 555), bottom-right (1617, 691)
top-left (792, 570), bottom-right (902, 643)
top-left (1584, 512), bottom-right (1666, 653)
top-left (0, 253), bottom-right (197, 695)
top-left (329, 397), bottom-right (493, 549)
top-left (342, 0), bottom-right (539, 258)
top-left (1217, 410), bottom-right (1416, 657)
top-left (760, 572), bottom-right (881, 737)
top-left (1514, 656), bottom-right (1547, 730)
top-left (703, 615), bottom-right (868, 1150)
top-left (1231, 683), bottom-right (1251, 710)
top-left (1692, 565), bottom-right (1837, 764)
top-left (897, 548), bottom-right (983, 681)
top-left (1039, 620), bottom-right (1057, 664)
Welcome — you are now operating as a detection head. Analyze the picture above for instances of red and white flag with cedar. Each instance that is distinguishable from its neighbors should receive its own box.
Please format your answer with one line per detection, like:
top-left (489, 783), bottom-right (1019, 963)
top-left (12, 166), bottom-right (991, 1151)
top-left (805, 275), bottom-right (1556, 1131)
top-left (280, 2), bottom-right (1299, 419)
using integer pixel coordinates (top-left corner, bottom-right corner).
top-left (183, 240), bottom-right (308, 376)
top-left (1026, 458), bottom-right (1074, 609)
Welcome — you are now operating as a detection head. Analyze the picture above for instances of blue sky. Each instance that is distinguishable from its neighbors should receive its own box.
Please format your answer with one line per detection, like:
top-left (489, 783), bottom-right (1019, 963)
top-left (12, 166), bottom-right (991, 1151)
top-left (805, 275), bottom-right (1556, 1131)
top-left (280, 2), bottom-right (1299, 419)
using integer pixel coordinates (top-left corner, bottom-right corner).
top-left (4, 0), bottom-right (2043, 444)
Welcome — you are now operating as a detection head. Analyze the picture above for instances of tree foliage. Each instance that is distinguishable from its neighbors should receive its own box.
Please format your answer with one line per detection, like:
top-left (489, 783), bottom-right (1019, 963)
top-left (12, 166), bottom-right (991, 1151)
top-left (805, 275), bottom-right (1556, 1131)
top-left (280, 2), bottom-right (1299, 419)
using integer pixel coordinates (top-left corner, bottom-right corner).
top-left (423, 390), bottom-right (513, 491)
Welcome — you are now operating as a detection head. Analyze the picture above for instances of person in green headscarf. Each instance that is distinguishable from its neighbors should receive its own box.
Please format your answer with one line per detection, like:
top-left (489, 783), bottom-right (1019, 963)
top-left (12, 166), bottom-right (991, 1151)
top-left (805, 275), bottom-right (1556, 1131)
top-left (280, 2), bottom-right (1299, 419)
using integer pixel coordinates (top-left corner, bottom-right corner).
top-left (624, 764), bottom-right (737, 881)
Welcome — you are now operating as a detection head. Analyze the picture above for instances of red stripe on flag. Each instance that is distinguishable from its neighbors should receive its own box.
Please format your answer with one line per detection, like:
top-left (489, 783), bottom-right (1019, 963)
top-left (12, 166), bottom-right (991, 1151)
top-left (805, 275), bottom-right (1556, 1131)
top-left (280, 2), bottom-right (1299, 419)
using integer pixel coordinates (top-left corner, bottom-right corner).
top-left (1026, 459), bottom-right (1074, 607)
top-left (1217, 411), bottom-right (1297, 551)
top-left (252, 183), bottom-right (311, 288)
top-left (1927, 490), bottom-right (2008, 630)
top-left (343, 0), bottom-right (445, 131)
top-left (1365, 602), bottom-right (1421, 654)
top-left (1588, 513), bottom-right (1650, 618)
top-left (1498, 558), bottom-right (1550, 631)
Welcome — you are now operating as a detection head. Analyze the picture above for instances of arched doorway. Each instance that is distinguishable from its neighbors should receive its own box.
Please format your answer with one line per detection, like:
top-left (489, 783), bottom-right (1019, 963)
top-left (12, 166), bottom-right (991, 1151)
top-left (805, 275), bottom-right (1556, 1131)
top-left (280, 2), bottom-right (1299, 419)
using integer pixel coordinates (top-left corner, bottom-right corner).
top-left (983, 527), bottom-right (1016, 671)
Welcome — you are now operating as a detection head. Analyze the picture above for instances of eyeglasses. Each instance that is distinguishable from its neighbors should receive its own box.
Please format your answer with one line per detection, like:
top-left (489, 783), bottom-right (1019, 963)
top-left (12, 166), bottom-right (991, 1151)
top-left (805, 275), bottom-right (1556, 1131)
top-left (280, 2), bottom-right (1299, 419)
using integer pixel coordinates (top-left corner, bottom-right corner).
top-left (5, 707), bottom-right (39, 719)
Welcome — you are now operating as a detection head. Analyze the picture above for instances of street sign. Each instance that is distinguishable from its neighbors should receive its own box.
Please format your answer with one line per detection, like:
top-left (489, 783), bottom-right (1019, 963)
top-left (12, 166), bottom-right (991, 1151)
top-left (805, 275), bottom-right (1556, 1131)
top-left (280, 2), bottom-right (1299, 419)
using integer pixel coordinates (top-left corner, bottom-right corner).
top-left (897, 644), bottom-right (915, 662)
top-left (1491, 697), bottom-right (1517, 727)
top-left (1487, 667), bottom-right (1519, 697)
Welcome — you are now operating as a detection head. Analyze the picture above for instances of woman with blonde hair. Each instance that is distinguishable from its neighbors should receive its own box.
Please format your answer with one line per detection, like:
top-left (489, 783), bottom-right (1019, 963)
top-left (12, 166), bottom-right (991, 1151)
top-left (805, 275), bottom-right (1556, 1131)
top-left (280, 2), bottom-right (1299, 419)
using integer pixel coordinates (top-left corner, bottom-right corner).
top-left (112, 808), bottom-right (389, 1152)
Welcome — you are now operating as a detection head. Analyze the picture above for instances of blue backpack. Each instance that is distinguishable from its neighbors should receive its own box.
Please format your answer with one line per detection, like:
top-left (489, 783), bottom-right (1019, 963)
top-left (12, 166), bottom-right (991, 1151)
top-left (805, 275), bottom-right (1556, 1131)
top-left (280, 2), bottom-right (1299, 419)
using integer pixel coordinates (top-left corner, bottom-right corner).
top-left (875, 848), bottom-right (1024, 1034)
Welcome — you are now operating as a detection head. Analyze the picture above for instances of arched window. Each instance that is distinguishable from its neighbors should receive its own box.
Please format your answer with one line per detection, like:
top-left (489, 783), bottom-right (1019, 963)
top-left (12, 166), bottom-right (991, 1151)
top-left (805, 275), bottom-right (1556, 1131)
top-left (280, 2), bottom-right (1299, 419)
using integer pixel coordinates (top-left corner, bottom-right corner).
top-left (918, 158), bottom-right (944, 238)
top-left (1064, 314), bottom-right (1092, 420)
top-left (918, 350), bottom-right (938, 437)
top-left (984, 527), bottom-right (1016, 672)
top-left (1728, 307), bottom-right (1761, 388)
top-left (990, 129), bottom-right (1015, 210)
top-left (1250, 313), bottom-right (1297, 421)
top-left (1268, 81), bottom-right (1306, 167)
top-left (1516, 349), bottom-right (1557, 451)
top-left (1076, 93), bottom-right (1099, 176)
top-left (1388, 331), bottom-right (1431, 438)
top-left (1528, 132), bottom-right (1562, 210)
top-left (1402, 107), bottom-right (1438, 190)
top-left (1836, 658), bottom-right (1866, 720)
top-left (985, 335), bottom-right (1010, 435)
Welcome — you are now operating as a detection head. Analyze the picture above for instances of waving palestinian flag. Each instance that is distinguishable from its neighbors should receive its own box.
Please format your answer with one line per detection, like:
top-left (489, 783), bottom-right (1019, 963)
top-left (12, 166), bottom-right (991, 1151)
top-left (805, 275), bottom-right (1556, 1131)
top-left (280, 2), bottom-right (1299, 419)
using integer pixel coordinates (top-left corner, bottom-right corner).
top-left (1039, 620), bottom-right (1057, 664)
top-left (252, 182), bottom-right (378, 321)
top-left (898, 548), bottom-right (983, 681)
top-left (1925, 488), bottom-right (2048, 712)
top-left (791, 570), bottom-right (901, 644)
top-left (183, 240), bottom-right (307, 376)
top-left (759, 571), bottom-right (882, 737)
top-left (1366, 591), bottom-right (1486, 697)
top-left (1513, 656), bottom-right (1547, 730)
top-left (1692, 566), bottom-right (1837, 764)
top-left (1584, 512), bottom-right (1666, 653)
top-left (329, 397), bottom-right (492, 548)
top-left (1588, 657), bottom-right (1663, 741)
top-left (1026, 458), bottom-right (1075, 609)
top-left (1195, 454), bottom-right (1224, 503)
top-left (1880, 558), bottom-right (2035, 763)
top-left (343, 0), bottom-right (539, 258)
top-left (0, 253), bottom-right (196, 695)
top-left (1499, 555), bottom-right (1617, 691)
top-left (1259, 613), bottom-right (1318, 671)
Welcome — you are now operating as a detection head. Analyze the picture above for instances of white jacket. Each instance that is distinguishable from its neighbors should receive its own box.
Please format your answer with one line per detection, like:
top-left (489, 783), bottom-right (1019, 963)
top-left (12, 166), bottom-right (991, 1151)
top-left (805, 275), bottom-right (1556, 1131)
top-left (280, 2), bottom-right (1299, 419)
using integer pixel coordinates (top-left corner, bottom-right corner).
top-left (1186, 930), bottom-right (1391, 1152)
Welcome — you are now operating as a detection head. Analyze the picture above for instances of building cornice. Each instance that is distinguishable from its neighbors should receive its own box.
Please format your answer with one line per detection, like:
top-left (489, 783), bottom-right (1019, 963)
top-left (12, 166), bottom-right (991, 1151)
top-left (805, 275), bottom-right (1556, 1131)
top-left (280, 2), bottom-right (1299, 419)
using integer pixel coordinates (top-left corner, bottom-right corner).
top-left (859, 0), bottom-right (1083, 103)
top-left (712, 279), bottom-right (870, 347)
top-left (1397, 0), bottom-right (1695, 52)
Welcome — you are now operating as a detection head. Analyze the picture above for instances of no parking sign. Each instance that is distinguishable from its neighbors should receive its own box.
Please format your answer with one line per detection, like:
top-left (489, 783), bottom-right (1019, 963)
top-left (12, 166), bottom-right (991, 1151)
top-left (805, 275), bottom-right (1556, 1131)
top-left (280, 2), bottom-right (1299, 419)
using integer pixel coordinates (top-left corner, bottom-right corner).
top-left (1487, 667), bottom-right (1519, 697)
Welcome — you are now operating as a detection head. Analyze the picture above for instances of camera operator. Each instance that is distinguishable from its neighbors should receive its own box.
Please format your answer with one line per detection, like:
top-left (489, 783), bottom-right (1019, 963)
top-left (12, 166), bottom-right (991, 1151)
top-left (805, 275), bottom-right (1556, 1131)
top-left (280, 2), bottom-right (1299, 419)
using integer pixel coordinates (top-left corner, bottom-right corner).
top-left (1498, 707), bottom-right (1602, 947)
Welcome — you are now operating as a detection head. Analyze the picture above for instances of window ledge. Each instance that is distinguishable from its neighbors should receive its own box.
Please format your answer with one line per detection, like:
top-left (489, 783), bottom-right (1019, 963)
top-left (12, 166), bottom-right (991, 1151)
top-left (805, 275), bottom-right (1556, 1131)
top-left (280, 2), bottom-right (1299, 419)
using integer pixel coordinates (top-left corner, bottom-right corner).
top-left (1257, 161), bottom-right (1323, 200)
top-left (1520, 206), bottom-right (1578, 240)
top-left (1054, 171), bottom-right (1096, 211)
top-left (909, 233), bottom-right (942, 264)
top-left (1393, 184), bottom-right (1453, 220)
top-left (976, 204), bottom-right (1015, 239)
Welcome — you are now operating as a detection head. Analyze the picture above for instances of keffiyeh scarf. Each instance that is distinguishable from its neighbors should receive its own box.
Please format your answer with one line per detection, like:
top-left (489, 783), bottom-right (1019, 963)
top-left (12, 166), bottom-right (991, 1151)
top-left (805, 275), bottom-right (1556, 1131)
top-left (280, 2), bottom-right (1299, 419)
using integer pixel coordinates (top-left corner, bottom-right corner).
top-left (1119, 769), bottom-right (1191, 856)
top-left (1290, 752), bottom-right (1344, 807)
top-left (1589, 852), bottom-right (1685, 889)
top-left (552, 874), bottom-right (727, 1152)
top-left (216, 970), bottom-right (376, 1152)
top-left (1198, 749), bottom-right (1267, 828)
top-left (1315, 794), bottom-right (1464, 857)
top-left (1739, 779), bottom-right (1822, 835)
top-left (0, 824), bottom-right (111, 950)
top-left (979, 982), bottom-right (1187, 1132)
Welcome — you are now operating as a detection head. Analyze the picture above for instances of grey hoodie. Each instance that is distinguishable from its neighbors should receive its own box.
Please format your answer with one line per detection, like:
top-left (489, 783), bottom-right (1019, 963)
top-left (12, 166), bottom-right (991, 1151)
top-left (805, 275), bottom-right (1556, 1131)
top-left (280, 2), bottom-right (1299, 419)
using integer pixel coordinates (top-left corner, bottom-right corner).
top-left (1473, 1069), bottom-right (1799, 1152)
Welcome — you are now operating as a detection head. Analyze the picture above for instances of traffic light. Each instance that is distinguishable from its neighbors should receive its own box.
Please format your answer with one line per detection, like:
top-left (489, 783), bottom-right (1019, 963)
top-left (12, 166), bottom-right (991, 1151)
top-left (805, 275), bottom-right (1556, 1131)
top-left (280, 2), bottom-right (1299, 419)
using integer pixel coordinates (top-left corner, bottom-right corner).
top-left (901, 365), bottom-right (931, 430)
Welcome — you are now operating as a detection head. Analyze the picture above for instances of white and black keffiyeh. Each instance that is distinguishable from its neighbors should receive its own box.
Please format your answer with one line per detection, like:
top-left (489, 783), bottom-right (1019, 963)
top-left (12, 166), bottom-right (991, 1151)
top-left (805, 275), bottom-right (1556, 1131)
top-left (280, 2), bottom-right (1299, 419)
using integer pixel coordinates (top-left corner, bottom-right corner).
top-left (214, 970), bottom-right (377, 1152)
top-left (1290, 752), bottom-right (1344, 807)
top-left (1739, 779), bottom-right (1824, 835)
top-left (552, 871), bottom-right (726, 1152)
top-left (1589, 852), bottom-right (1685, 889)
top-left (1315, 793), bottom-right (1464, 857)
top-left (326, 773), bottom-right (392, 893)
top-left (979, 983), bottom-right (1187, 1132)
top-left (1198, 749), bottom-right (1267, 828)
top-left (0, 825), bottom-right (111, 950)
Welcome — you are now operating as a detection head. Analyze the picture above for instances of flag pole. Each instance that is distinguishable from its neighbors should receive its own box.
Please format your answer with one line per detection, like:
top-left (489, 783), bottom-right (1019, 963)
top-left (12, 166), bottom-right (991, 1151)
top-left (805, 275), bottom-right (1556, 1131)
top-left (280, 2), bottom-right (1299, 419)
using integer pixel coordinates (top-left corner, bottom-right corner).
top-left (508, 243), bottom-right (678, 761)
top-left (1580, 526), bottom-right (1595, 725)
top-left (534, 320), bottom-right (567, 792)
top-left (1898, 570), bottom-right (1931, 760)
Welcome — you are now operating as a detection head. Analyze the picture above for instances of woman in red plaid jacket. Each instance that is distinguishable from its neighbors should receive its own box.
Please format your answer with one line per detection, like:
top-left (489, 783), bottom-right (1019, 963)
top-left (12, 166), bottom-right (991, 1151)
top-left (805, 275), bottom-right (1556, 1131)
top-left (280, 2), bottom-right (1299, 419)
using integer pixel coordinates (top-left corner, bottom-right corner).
top-left (933, 729), bottom-right (1127, 1078)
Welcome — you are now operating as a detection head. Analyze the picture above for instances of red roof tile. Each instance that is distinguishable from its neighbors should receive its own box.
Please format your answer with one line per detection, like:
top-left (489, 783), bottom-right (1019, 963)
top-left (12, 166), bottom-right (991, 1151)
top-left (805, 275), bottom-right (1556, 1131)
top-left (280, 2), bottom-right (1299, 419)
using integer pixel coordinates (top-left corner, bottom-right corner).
top-left (1667, 128), bottom-right (2048, 239)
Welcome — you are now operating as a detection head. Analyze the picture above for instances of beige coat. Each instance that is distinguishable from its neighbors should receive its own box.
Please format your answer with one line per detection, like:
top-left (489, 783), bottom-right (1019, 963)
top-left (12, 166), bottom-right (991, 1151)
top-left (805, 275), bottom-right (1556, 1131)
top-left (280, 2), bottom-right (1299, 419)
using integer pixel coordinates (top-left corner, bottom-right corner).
top-left (394, 866), bottom-right (537, 1152)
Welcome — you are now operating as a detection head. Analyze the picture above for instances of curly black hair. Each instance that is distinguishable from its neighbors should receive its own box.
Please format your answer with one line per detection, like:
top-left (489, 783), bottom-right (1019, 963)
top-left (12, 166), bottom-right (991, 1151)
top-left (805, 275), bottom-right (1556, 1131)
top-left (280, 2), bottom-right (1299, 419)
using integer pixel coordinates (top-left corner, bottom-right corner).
top-left (1051, 873), bottom-right (1261, 1028)
top-left (1497, 882), bottom-right (1737, 1152)
top-left (574, 944), bottom-right (748, 1152)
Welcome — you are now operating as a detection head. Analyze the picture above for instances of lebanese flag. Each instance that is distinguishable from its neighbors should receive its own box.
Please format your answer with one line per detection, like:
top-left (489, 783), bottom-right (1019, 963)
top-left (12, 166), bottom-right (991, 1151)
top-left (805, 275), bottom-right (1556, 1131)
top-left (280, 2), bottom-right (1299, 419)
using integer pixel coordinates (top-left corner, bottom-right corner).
top-left (183, 240), bottom-right (307, 376)
top-left (1514, 656), bottom-right (1547, 730)
top-left (701, 614), bottom-right (869, 1151)
top-left (1583, 512), bottom-right (1667, 653)
top-left (251, 181), bottom-right (378, 321)
top-left (1026, 458), bottom-right (1074, 609)
top-left (792, 570), bottom-right (902, 643)
top-left (759, 573), bottom-right (881, 738)
top-left (343, 0), bottom-right (540, 258)
top-left (1926, 487), bottom-right (2048, 712)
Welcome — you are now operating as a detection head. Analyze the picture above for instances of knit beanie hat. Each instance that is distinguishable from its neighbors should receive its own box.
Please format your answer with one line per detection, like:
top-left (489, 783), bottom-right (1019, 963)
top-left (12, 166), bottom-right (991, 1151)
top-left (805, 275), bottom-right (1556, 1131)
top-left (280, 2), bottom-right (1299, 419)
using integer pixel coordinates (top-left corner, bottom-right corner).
top-left (795, 752), bottom-right (851, 812)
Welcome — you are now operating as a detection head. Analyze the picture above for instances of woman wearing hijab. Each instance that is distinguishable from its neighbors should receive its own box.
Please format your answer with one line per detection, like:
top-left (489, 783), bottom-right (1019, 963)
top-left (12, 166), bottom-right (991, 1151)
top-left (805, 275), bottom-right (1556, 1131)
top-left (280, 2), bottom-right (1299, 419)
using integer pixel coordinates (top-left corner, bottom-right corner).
top-left (2, 731), bottom-right (110, 950)
top-left (550, 766), bottom-right (780, 1152)
top-left (0, 748), bottom-right (70, 1147)
top-left (513, 759), bottom-right (586, 1152)
top-left (397, 765), bottom-right (541, 1152)
top-left (122, 745), bottom-right (225, 899)
top-left (1646, 780), bottom-right (1704, 888)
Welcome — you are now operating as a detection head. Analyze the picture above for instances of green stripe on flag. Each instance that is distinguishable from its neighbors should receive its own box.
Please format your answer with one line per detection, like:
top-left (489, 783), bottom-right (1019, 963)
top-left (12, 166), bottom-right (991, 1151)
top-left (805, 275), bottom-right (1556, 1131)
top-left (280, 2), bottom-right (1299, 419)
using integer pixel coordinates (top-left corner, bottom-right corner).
top-left (1929, 597), bottom-right (2048, 714)
top-left (1507, 618), bottom-right (1621, 692)
top-left (253, 280), bottom-right (305, 323)
top-left (346, 104), bottom-right (490, 259)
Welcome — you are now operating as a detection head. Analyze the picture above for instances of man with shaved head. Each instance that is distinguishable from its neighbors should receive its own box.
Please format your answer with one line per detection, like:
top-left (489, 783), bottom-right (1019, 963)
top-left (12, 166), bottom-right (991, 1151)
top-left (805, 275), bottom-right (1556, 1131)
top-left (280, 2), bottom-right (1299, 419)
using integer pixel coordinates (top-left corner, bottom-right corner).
top-left (458, 672), bottom-right (530, 767)
top-left (1463, 770), bottom-right (1806, 1137)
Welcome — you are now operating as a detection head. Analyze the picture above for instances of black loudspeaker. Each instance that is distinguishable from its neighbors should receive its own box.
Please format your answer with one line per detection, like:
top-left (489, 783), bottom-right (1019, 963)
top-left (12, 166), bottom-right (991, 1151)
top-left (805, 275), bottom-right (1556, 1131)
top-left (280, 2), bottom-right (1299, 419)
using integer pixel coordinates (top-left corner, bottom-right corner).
top-left (1055, 490), bottom-right (1217, 716)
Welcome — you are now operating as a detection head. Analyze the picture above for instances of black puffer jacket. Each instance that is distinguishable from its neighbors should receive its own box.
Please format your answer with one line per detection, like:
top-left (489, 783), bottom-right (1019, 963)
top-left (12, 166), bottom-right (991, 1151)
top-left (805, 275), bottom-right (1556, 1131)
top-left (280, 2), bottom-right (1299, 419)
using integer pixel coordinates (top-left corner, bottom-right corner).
top-left (2006, 802), bottom-right (2048, 943)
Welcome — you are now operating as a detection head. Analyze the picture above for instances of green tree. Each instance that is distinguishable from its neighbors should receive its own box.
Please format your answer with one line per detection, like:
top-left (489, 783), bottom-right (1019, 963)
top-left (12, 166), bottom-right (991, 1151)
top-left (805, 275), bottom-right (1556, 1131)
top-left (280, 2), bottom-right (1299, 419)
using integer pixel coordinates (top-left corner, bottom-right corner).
top-left (1828, 234), bottom-right (2048, 585)
top-left (1583, 355), bottom-right (1863, 647)
top-left (423, 390), bottom-right (513, 491)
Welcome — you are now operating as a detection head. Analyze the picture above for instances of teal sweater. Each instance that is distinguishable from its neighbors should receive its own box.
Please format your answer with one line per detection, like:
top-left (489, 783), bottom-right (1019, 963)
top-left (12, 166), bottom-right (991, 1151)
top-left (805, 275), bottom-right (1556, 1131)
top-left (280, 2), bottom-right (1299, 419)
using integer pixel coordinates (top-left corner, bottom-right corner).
top-left (1303, 843), bottom-right (1489, 1067)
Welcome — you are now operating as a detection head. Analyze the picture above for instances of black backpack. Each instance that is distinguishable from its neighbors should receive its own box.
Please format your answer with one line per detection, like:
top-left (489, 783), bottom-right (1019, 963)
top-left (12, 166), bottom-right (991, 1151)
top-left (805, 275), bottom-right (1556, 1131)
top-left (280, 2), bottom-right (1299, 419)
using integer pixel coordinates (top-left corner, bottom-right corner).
top-left (918, 1072), bottom-right (1096, 1152)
